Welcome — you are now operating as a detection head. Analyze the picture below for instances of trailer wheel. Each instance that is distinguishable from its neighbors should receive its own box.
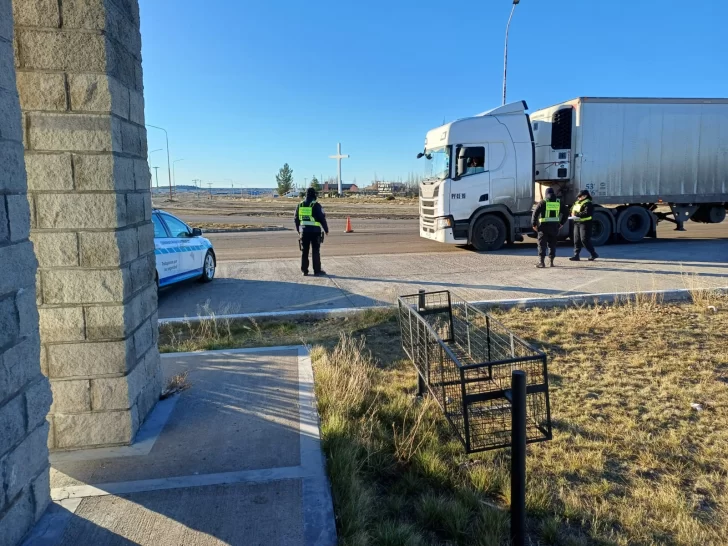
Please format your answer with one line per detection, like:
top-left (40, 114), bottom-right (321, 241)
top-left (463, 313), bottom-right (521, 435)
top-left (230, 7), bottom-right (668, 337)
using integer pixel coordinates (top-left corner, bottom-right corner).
top-left (471, 215), bottom-right (507, 251)
top-left (617, 206), bottom-right (651, 243)
top-left (707, 206), bottom-right (726, 224)
top-left (590, 211), bottom-right (612, 246)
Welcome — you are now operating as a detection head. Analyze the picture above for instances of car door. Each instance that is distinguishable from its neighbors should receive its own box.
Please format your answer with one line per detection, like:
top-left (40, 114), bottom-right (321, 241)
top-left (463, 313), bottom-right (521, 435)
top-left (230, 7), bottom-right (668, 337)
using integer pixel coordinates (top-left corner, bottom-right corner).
top-left (152, 212), bottom-right (182, 286)
top-left (157, 212), bottom-right (198, 284)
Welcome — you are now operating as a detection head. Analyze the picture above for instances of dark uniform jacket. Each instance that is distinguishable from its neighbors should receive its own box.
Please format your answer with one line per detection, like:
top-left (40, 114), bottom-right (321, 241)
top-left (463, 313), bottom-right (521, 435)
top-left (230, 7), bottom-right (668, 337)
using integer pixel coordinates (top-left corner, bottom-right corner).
top-left (531, 199), bottom-right (567, 233)
top-left (294, 200), bottom-right (329, 234)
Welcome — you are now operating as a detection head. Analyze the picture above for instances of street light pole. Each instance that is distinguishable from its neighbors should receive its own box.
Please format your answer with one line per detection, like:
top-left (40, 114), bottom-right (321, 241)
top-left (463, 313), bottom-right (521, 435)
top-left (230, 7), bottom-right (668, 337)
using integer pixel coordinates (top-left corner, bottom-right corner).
top-left (172, 159), bottom-right (185, 191)
top-left (146, 124), bottom-right (173, 201)
top-left (503, 0), bottom-right (520, 106)
top-left (153, 166), bottom-right (159, 189)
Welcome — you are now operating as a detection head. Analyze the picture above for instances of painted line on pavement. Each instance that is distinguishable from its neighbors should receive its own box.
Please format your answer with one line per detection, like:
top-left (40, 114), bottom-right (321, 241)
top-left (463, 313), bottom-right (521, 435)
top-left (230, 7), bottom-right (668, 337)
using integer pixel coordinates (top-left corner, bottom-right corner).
top-left (50, 465), bottom-right (309, 501)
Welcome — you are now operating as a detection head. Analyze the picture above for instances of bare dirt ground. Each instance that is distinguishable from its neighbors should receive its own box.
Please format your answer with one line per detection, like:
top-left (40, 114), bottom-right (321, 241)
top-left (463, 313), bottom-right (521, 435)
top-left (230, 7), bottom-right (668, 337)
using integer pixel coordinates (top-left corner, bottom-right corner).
top-left (153, 194), bottom-right (420, 220)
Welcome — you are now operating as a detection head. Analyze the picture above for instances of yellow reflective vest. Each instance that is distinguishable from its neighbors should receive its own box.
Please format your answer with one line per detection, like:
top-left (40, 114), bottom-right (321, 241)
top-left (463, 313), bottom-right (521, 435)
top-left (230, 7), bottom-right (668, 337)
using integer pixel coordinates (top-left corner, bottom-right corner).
top-left (298, 200), bottom-right (322, 228)
top-left (571, 199), bottom-right (592, 222)
top-left (539, 199), bottom-right (561, 223)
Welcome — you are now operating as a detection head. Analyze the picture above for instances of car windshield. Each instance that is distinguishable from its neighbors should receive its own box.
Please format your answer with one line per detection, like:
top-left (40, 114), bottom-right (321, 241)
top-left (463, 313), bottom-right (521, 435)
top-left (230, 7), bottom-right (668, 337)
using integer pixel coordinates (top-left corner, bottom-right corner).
top-left (424, 147), bottom-right (450, 181)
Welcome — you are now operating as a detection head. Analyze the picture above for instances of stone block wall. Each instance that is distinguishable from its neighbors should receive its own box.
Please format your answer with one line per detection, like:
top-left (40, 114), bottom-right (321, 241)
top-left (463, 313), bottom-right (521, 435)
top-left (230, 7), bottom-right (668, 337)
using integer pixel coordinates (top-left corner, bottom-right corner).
top-left (0, 0), bottom-right (53, 541)
top-left (13, 0), bottom-right (161, 451)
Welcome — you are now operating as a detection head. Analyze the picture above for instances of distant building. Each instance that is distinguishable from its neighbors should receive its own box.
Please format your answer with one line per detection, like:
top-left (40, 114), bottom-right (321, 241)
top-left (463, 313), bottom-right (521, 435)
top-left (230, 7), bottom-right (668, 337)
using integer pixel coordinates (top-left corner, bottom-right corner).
top-left (377, 182), bottom-right (407, 195)
top-left (322, 182), bottom-right (359, 193)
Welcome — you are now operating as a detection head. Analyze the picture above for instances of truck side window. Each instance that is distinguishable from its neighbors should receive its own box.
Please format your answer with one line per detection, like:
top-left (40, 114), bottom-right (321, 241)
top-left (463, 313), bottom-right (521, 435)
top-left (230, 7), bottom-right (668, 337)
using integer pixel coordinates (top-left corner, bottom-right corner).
top-left (456, 146), bottom-right (487, 178)
top-left (551, 108), bottom-right (573, 150)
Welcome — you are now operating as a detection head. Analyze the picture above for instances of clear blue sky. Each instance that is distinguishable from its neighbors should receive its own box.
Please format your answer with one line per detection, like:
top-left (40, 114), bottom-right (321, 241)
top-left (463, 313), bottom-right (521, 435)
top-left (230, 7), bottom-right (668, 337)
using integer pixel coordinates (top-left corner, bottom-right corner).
top-left (140, 0), bottom-right (726, 189)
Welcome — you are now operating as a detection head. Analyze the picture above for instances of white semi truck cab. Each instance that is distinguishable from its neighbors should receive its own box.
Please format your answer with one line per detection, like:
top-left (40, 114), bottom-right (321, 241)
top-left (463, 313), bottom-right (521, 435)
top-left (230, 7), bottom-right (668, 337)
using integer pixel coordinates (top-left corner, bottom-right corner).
top-left (419, 97), bottom-right (728, 250)
top-left (418, 101), bottom-right (538, 251)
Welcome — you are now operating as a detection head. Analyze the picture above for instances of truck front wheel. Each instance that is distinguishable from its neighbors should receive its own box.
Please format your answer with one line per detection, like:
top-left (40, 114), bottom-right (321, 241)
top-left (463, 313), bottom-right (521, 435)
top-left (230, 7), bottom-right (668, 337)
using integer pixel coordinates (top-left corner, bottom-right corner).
top-left (591, 211), bottom-right (612, 246)
top-left (471, 215), bottom-right (507, 251)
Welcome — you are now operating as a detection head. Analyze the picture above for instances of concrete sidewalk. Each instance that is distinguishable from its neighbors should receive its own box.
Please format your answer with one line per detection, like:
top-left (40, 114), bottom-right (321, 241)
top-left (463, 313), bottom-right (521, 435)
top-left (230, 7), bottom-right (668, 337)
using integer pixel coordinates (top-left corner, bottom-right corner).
top-left (158, 237), bottom-right (728, 319)
top-left (24, 348), bottom-right (336, 546)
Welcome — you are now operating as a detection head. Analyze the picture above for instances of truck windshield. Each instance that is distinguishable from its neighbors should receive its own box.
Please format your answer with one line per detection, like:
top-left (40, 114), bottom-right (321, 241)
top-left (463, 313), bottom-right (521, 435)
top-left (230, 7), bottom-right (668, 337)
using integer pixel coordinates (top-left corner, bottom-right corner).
top-left (424, 147), bottom-right (450, 180)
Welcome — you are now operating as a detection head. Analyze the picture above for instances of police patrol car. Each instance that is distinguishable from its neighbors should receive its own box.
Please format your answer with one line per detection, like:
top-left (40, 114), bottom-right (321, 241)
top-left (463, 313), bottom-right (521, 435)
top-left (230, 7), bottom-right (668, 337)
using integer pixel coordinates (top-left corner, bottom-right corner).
top-left (152, 209), bottom-right (216, 288)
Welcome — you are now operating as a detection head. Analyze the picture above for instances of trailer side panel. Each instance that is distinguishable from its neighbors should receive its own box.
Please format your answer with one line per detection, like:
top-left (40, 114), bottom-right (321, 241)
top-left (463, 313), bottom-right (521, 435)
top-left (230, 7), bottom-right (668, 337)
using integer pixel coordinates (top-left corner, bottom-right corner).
top-left (576, 99), bottom-right (728, 203)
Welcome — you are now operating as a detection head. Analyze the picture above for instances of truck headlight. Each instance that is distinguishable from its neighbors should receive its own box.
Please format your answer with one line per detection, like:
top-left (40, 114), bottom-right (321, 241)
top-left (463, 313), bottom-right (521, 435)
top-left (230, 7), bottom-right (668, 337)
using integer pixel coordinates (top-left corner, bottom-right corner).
top-left (436, 217), bottom-right (453, 230)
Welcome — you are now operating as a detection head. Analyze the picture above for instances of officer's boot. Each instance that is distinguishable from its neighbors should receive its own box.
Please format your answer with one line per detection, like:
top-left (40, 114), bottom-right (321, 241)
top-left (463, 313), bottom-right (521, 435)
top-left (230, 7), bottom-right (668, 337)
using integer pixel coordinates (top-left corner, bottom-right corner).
top-left (549, 257), bottom-right (555, 267)
top-left (536, 257), bottom-right (545, 269)
top-left (569, 252), bottom-right (580, 262)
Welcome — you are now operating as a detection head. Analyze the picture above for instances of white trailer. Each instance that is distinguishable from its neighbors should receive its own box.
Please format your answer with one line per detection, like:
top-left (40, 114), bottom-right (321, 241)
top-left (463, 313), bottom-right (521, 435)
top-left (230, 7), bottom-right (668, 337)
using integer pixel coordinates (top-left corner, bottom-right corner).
top-left (418, 98), bottom-right (728, 250)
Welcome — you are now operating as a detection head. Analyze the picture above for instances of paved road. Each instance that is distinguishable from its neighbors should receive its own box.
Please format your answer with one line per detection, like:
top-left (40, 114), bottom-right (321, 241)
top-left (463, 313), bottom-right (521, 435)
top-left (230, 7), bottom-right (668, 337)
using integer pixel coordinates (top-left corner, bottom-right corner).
top-left (177, 211), bottom-right (728, 262)
top-left (158, 222), bottom-right (728, 319)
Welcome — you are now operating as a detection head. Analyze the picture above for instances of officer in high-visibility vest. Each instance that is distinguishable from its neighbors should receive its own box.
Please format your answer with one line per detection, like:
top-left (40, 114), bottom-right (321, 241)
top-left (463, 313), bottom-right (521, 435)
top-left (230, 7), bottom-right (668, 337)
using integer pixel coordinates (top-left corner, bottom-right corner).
top-left (531, 187), bottom-right (566, 268)
top-left (294, 188), bottom-right (329, 276)
top-left (569, 189), bottom-right (599, 261)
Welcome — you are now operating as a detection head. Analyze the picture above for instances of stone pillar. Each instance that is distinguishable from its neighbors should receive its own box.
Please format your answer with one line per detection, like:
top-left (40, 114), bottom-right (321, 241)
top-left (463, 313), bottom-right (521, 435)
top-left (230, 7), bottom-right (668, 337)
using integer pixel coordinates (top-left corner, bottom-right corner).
top-left (0, 0), bottom-right (53, 542)
top-left (14, 0), bottom-right (161, 451)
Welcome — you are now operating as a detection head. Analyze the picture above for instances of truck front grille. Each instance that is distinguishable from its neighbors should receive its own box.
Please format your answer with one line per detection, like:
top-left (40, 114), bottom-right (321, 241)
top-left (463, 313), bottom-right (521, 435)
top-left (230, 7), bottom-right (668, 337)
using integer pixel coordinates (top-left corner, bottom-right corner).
top-left (420, 199), bottom-right (436, 218)
top-left (421, 215), bottom-right (436, 234)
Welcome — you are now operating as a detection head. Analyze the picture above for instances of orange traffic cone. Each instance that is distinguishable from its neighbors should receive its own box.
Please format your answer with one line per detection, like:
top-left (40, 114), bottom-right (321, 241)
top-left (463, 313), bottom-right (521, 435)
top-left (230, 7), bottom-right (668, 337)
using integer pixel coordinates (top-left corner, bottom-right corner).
top-left (344, 217), bottom-right (353, 233)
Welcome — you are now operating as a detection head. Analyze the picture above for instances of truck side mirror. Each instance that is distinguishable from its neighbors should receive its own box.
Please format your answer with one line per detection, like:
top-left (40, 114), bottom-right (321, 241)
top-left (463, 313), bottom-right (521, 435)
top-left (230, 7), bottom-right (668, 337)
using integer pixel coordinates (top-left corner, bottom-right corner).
top-left (417, 152), bottom-right (424, 159)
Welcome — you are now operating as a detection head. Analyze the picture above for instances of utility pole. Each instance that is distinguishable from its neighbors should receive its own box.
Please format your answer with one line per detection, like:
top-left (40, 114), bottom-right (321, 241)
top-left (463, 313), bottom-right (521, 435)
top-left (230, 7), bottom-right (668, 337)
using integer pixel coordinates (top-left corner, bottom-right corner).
top-left (207, 182), bottom-right (213, 199)
top-left (153, 166), bottom-right (159, 189)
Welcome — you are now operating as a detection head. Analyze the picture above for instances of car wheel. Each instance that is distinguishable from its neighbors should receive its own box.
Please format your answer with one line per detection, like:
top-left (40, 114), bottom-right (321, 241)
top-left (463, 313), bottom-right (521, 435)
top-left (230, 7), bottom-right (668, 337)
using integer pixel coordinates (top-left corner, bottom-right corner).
top-left (471, 215), bottom-right (507, 251)
top-left (199, 251), bottom-right (215, 282)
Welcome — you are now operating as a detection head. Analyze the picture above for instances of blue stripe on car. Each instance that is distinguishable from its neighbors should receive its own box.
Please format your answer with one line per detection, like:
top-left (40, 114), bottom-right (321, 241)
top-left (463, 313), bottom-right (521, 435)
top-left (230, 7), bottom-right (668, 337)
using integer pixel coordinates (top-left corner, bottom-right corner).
top-left (158, 268), bottom-right (204, 287)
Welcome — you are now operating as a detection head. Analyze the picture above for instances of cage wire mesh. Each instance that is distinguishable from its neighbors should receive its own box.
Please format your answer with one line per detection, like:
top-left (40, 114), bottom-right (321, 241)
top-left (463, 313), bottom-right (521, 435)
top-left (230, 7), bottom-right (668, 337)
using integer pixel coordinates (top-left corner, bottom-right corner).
top-left (398, 290), bottom-right (552, 453)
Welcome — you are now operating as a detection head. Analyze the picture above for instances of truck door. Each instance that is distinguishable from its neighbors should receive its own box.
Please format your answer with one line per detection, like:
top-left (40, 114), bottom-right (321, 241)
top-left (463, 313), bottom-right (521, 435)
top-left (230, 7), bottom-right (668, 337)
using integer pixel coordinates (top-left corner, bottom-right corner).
top-left (453, 144), bottom-right (490, 220)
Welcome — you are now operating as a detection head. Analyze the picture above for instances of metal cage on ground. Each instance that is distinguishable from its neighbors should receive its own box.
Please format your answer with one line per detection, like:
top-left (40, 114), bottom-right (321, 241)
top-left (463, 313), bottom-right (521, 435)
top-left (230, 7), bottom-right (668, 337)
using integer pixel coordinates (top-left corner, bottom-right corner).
top-left (397, 290), bottom-right (552, 453)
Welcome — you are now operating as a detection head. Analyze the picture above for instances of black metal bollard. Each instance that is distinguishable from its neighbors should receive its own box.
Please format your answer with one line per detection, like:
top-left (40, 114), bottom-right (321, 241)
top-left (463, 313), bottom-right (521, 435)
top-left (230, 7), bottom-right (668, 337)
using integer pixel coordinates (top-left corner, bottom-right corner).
top-left (511, 370), bottom-right (527, 546)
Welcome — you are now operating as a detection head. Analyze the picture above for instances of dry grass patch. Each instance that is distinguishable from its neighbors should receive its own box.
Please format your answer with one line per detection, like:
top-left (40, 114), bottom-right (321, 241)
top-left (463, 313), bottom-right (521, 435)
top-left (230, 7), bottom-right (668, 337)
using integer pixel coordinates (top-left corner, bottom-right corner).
top-left (311, 295), bottom-right (728, 545)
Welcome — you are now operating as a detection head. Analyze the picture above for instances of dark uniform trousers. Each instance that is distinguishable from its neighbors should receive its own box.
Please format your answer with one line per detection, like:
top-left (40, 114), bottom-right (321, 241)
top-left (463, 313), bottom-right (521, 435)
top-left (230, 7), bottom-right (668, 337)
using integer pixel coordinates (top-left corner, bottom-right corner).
top-left (301, 231), bottom-right (322, 274)
top-left (574, 222), bottom-right (596, 256)
top-left (537, 226), bottom-right (559, 259)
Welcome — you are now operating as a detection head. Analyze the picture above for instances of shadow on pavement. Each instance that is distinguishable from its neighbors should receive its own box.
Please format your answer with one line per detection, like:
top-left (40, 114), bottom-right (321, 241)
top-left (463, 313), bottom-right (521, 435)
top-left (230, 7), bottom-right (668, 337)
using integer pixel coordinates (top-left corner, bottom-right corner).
top-left (158, 278), bottom-right (385, 318)
top-left (327, 274), bottom-right (589, 297)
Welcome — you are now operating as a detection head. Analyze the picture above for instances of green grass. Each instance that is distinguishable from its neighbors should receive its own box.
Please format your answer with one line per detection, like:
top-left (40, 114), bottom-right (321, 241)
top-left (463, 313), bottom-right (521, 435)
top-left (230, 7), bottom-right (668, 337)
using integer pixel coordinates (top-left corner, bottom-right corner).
top-left (161, 292), bottom-right (728, 545)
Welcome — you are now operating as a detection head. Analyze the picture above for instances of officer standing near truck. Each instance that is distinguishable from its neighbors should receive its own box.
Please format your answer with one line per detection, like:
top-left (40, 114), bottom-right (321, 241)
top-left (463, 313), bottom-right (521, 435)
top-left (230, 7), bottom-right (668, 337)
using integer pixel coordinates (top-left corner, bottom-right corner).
top-left (531, 187), bottom-right (565, 268)
top-left (569, 189), bottom-right (599, 261)
top-left (295, 187), bottom-right (329, 276)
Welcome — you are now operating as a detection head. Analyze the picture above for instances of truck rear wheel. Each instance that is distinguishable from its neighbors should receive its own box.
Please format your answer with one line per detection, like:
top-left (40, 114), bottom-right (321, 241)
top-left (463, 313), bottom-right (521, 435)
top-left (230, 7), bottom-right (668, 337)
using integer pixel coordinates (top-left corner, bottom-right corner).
top-left (471, 215), bottom-right (507, 251)
top-left (617, 206), bottom-right (651, 243)
top-left (708, 206), bottom-right (727, 224)
top-left (692, 205), bottom-right (726, 224)
top-left (590, 211), bottom-right (612, 246)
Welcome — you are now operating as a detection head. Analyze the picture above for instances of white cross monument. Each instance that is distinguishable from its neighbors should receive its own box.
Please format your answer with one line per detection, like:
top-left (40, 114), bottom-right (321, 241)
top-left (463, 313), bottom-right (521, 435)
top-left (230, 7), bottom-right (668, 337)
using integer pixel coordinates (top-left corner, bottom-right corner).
top-left (329, 142), bottom-right (349, 195)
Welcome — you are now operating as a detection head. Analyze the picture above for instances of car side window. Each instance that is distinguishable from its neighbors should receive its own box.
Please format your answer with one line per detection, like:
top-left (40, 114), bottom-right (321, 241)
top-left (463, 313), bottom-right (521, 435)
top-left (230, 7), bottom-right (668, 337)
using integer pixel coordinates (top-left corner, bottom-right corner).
top-left (152, 214), bottom-right (168, 238)
top-left (161, 214), bottom-right (191, 238)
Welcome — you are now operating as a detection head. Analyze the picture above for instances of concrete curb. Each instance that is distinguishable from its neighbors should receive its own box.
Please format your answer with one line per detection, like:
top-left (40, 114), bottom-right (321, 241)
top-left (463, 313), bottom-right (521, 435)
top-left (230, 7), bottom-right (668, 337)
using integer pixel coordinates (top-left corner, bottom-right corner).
top-left (470, 286), bottom-right (728, 310)
top-left (158, 286), bottom-right (728, 326)
top-left (158, 305), bottom-right (392, 326)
